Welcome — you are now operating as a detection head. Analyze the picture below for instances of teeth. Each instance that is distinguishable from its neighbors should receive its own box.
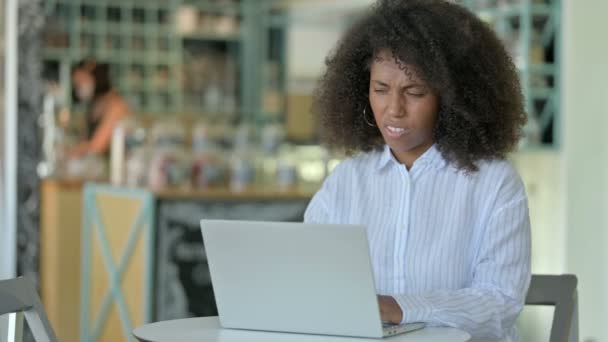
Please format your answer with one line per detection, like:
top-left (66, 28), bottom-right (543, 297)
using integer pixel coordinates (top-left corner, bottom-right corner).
top-left (387, 126), bottom-right (405, 132)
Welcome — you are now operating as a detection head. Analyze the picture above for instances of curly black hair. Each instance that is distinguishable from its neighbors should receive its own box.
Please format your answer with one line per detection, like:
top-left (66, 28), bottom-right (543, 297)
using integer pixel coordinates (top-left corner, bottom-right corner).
top-left (313, 0), bottom-right (526, 171)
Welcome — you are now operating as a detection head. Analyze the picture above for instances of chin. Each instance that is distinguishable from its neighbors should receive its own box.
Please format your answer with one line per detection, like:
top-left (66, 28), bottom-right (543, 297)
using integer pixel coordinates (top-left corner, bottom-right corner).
top-left (388, 139), bottom-right (431, 155)
top-left (385, 140), bottom-right (414, 152)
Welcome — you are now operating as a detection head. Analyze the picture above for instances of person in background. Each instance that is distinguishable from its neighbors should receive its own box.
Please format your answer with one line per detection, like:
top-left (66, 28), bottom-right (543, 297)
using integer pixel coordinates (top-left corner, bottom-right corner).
top-left (305, 0), bottom-right (530, 341)
top-left (68, 58), bottom-right (130, 157)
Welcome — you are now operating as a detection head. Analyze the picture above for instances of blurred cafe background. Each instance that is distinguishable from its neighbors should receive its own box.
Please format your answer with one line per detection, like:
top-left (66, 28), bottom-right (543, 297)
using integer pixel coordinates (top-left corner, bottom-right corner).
top-left (1, 0), bottom-right (608, 341)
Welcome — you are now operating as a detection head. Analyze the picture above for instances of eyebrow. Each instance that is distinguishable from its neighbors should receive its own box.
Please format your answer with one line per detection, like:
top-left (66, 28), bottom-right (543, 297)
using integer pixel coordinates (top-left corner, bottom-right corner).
top-left (370, 80), bottom-right (426, 89)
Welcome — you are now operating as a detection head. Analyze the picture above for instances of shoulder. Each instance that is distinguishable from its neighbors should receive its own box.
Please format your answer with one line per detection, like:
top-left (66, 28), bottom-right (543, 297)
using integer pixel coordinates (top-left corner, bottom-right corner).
top-left (474, 158), bottom-right (527, 205)
top-left (475, 158), bottom-right (521, 181)
top-left (326, 148), bottom-right (383, 181)
top-left (311, 149), bottom-right (381, 210)
top-left (104, 92), bottom-right (130, 117)
top-left (111, 91), bottom-right (129, 109)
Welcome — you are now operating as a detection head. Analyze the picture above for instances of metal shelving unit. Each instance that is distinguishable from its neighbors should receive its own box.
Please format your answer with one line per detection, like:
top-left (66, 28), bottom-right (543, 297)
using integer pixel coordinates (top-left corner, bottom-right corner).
top-left (43, 0), bottom-right (183, 114)
top-left (42, 0), bottom-right (250, 118)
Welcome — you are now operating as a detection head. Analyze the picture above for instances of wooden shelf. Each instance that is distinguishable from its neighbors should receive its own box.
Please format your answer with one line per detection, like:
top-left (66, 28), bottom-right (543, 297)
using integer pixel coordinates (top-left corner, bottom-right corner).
top-left (155, 185), bottom-right (317, 200)
top-left (40, 178), bottom-right (317, 201)
top-left (180, 32), bottom-right (241, 42)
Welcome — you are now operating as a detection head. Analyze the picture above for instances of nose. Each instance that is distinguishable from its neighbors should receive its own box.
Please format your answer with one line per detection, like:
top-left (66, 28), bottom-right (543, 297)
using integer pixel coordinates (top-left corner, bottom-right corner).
top-left (386, 92), bottom-right (405, 118)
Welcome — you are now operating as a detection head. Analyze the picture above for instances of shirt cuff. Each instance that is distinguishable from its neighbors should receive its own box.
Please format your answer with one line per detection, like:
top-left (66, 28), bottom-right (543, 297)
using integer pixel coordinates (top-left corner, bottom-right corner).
top-left (393, 294), bottom-right (435, 324)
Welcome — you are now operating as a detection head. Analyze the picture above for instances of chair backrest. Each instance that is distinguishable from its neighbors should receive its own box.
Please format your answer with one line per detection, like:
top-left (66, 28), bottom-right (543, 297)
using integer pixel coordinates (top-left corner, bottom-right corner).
top-left (525, 274), bottom-right (578, 342)
top-left (0, 277), bottom-right (58, 342)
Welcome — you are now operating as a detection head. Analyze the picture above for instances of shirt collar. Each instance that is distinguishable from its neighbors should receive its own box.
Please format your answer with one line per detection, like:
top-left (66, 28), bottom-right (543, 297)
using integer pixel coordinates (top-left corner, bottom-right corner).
top-left (375, 144), bottom-right (447, 172)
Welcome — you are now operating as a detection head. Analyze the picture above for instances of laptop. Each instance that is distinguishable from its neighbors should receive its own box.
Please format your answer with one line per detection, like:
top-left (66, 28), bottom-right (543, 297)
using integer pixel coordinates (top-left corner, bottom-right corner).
top-left (200, 219), bottom-right (425, 338)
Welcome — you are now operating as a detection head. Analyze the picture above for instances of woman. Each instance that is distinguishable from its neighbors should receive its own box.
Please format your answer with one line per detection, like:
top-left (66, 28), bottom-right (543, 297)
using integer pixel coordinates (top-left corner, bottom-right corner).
top-left (69, 58), bottom-right (130, 157)
top-left (305, 0), bottom-right (530, 341)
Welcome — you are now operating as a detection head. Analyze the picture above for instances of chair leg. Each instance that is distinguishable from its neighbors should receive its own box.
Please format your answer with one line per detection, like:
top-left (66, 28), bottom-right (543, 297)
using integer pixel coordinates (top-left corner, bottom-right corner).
top-left (569, 291), bottom-right (579, 342)
top-left (7, 312), bottom-right (24, 342)
top-left (23, 309), bottom-right (57, 342)
top-left (0, 314), bottom-right (8, 342)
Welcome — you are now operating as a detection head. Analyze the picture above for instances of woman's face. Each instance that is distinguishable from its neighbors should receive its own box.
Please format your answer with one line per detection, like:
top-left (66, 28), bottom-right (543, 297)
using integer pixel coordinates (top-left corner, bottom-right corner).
top-left (72, 69), bottom-right (95, 101)
top-left (369, 50), bottom-right (439, 167)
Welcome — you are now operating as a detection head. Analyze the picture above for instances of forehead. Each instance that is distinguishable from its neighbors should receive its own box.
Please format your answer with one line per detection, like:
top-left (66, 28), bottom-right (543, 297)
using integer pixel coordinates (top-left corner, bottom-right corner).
top-left (370, 50), bottom-right (423, 84)
top-left (72, 69), bottom-right (91, 80)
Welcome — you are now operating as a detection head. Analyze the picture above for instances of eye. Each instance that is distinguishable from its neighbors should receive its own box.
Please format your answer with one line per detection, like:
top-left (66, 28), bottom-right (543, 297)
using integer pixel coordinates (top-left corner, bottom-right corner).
top-left (404, 87), bottom-right (427, 97)
top-left (406, 92), bottom-right (425, 98)
top-left (373, 88), bottom-right (388, 94)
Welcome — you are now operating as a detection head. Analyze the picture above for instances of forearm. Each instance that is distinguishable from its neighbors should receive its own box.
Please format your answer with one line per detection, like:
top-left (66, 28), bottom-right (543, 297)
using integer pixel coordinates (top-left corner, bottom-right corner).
top-left (394, 286), bottom-right (524, 340)
top-left (68, 141), bottom-right (91, 158)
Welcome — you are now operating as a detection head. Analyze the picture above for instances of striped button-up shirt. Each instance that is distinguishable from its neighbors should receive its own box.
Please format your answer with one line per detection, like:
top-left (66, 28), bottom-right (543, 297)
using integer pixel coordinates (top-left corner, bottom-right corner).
top-left (304, 144), bottom-right (531, 341)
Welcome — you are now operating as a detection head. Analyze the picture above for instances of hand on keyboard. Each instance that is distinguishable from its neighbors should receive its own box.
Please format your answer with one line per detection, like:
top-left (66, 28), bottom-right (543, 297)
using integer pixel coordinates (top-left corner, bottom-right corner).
top-left (377, 295), bottom-right (403, 324)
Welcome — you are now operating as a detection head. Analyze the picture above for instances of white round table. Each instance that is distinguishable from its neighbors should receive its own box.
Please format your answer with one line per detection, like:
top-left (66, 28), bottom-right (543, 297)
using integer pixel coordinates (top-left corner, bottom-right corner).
top-left (133, 317), bottom-right (471, 342)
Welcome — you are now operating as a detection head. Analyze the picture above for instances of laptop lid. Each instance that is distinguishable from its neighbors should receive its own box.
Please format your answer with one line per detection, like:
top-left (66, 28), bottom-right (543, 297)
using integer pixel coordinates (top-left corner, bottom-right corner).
top-left (200, 220), bottom-right (386, 338)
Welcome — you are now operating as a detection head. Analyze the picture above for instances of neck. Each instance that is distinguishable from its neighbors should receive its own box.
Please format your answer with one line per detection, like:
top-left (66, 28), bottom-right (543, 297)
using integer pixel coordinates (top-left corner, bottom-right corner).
top-left (391, 142), bottom-right (434, 169)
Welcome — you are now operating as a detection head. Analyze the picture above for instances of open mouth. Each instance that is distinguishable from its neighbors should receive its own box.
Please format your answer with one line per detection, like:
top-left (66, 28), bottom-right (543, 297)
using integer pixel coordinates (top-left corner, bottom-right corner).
top-left (385, 125), bottom-right (410, 138)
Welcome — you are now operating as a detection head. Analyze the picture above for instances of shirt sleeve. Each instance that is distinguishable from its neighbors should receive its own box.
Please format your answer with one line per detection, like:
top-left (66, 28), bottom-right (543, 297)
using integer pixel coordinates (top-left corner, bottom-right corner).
top-left (394, 196), bottom-right (531, 341)
top-left (303, 160), bottom-right (348, 224)
top-left (303, 172), bottom-right (334, 224)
